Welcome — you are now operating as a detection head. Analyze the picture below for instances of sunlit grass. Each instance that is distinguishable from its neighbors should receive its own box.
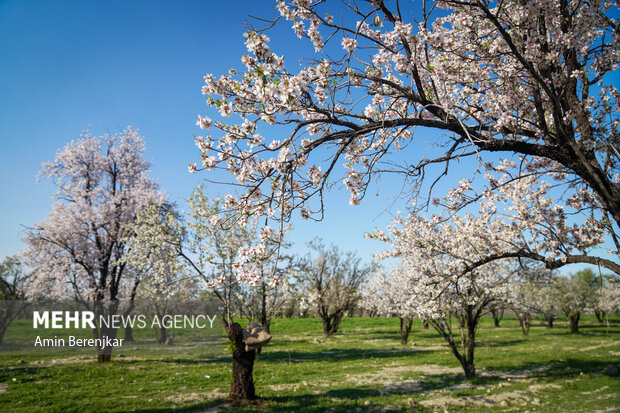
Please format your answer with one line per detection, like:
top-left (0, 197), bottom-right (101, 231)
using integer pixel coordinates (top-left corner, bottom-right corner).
top-left (0, 315), bottom-right (618, 412)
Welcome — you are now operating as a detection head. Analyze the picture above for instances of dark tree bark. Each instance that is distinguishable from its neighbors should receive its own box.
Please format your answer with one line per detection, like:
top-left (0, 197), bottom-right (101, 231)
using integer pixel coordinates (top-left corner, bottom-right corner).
top-left (422, 318), bottom-right (429, 329)
top-left (569, 313), bottom-right (580, 333)
top-left (594, 309), bottom-right (605, 324)
top-left (124, 324), bottom-right (135, 342)
top-left (545, 314), bottom-right (555, 328)
top-left (432, 304), bottom-right (483, 379)
top-left (399, 317), bottom-right (414, 345)
top-left (96, 325), bottom-right (118, 363)
top-left (491, 306), bottom-right (504, 327)
top-left (94, 301), bottom-right (120, 363)
top-left (321, 310), bottom-right (345, 338)
top-left (228, 323), bottom-right (256, 401)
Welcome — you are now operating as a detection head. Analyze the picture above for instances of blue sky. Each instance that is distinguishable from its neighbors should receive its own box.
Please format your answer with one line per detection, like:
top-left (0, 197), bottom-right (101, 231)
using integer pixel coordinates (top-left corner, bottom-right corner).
top-left (0, 0), bottom-right (614, 274)
top-left (0, 0), bottom-right (413, 262)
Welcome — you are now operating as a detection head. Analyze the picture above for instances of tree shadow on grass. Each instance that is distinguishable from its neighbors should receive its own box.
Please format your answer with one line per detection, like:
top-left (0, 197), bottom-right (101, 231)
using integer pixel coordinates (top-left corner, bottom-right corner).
top-left (252, 347), bottom-right (433, 364)
top-left (538, 329), bottom-right (619, 337)
top-left (124, 387), bottom-right (391, 413)
top-left (485, 358), bottom-right (619, 380)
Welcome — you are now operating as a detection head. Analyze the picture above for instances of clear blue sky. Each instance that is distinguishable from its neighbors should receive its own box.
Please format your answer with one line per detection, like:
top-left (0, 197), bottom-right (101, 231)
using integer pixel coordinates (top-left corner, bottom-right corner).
top-left (0, 0), bottom-right (413, 263)
top-left (0, 0), bottom-right (612, 275)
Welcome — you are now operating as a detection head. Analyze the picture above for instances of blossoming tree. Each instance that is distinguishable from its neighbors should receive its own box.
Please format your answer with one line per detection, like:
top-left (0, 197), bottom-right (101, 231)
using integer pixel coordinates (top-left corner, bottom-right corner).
top-left (503, 265), bottom-right (557, 336)
top-left (0, 256), bottom-right (29, 344)
top-left (126, 186), bottom-right (285, 401)
top-left (189, 0), bottom-right (619, 271)
top-left (371, 207), bottom-right (517, 378)
top-left (22, 128), bottom-right (165, 361)
top-left (362, 266), bottom-right (420, 344)
top-left (296, 239), bottom-right (374, 337)
top-left (598, 278), bottom-right (620, 316)
top-left (554, 272), bottom-right (598, 332)
top-left (186, 0), bottom-right (619, 382)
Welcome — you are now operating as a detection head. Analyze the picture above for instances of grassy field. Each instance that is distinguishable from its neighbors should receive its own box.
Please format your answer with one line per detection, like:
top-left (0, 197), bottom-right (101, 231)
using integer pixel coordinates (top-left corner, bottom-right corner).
top-left (0, 315), bottom-right (619, 412)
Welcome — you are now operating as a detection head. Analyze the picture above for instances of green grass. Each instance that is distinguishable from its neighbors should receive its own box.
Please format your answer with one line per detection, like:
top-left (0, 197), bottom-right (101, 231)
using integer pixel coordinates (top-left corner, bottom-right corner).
top-left (1, 315), bottom-right (619, 412)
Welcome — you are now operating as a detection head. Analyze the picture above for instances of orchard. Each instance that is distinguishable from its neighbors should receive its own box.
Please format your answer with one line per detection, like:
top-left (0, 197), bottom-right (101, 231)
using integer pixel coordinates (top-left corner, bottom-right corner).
top-left (0, 0), bottom-right (618, 411)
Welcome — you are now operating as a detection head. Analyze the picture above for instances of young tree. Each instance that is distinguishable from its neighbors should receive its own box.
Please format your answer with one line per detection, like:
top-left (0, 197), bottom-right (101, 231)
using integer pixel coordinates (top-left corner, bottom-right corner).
top-left (296, 239), bottom-right (374, 338)
top-left (554, 273), bottom-right (597, 333)
top-left (488, 302), bottom-right (505, 328)
top-left (598, 278), bottom-right (620, 316)
top-left (532, 283), bottom-right (560, 328)
top-left (573, 268), bottom-right (612, 323)
top-left (189, 0), bottom-right (619, 276)
top-left (362, 267), bottom-right (419, 345)
top-left (0, 256), bottom-right (29, 344)
top-left (498, 263), bottom-right (556, 335)
top-left (22, 128), bottom-right (164, 361)
top-left (126, 226), bottom-right (200, 345)
top-left (372, 212), bottom-right (514, 378)
top-left (126, 188), bottom-right (283, 401)
top-left (237, 264), bottom-right (294, 334)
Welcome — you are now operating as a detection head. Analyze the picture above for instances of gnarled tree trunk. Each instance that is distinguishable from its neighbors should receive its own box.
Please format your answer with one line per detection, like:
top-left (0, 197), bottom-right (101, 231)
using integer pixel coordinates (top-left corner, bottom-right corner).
top-left (124, 324), bottom-right (135, 342)
top-left (399, 317), bottom-right (414, 345)
top-left (228, 323), bottom-right (256, 401)
top-left (569, 313), bottom-right (580, 333)
top-left (491, 306), bottom-right (504, 327)
top-left (432, 305), bottom-right (482, 379)
top-left (320, 309), bottom-right (345, 338)
top-left (594, 309), bottom-right (605, 324)
top-left (545, 313), bottom-right (554, 328)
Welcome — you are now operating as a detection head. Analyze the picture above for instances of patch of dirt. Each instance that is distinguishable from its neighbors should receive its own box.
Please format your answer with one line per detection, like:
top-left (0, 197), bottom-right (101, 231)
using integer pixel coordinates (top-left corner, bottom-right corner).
top-left (379, 380), bottom-right (422, 395)
top-left (0, 383), bottom-right (6, 393)
top-left (166, 388), bottom-right (227, 403)
top-left (480, 364), bottom-right (550, 380)
top-left (410, 345), bottom-right (448, 352)
top-left (420, 390), bottom-right (530, 408)
top-left (581, 340), bottom-right (620, 352)
top-left (266, 383), bottom-right (299, 391)
top-left (581, 385), bottom-right (609, 395)
top-left (528, 383), bottom-right (562, 391)
top-left (28, 357), bottom-right (93, 366)
top-left (409, 364), bottom-right (463, 375)
top-left (267, 381), bottom-right (331, 392)
top-left (444, 382), bottom-right (475, 391)
top-left (345, 363), bottom-right (462, 393)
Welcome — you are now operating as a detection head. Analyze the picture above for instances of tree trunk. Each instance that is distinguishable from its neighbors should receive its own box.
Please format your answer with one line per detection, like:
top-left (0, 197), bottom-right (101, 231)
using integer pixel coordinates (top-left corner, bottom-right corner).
top-left (517, 314), bottom-right (531, 336)
top-left (399, 317), bottom-right (413, 345)
top-left (569, 313), bottom-right (580, 333)
top-left (94, 301), bottom-right (118, 363)
top-left (594, 309), bottom-right (605, 324)
top-left (96, 326), bottom-right (117, 363)
top-left (0, 323), bottom-right (8, 345)
top-left (321, 311), bottom-right (344, 337)
top-left (459, 355), bottom-right (476, 379)
top-left (154, 325), bottom-right (168, 344)
top-left (446, 333), bottom-right (476, 379)
top-left (438, 308), bottom-right (479, 379)
top-left (124, 324), bottom-right (135, 342)
top-left (463, 316), bottom-right (476, 379)
top-left (228, 323), bottom-right (256, 401)
top-left (422, 318), bottom-right (429, 329)
top-left (545, 314), bottom-right (554, 328)
top-left (491, 307), bottom-right (504, 327)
